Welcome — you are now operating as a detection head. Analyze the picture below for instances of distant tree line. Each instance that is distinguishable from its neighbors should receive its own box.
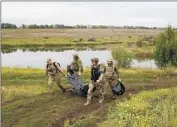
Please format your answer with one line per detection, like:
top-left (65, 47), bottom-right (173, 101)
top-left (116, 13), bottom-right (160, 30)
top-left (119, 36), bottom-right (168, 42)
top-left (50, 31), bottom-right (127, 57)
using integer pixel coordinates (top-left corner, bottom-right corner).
top-left (1, 23), bottom-right (177, 30)
top-left (1, 23), bottom-right (18, 29)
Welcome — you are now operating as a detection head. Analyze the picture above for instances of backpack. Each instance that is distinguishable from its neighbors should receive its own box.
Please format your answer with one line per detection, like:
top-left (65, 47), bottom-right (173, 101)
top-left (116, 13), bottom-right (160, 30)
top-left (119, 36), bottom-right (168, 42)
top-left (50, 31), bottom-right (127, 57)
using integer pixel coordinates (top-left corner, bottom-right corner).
top-left (46, 62), bottom-right (61, 73)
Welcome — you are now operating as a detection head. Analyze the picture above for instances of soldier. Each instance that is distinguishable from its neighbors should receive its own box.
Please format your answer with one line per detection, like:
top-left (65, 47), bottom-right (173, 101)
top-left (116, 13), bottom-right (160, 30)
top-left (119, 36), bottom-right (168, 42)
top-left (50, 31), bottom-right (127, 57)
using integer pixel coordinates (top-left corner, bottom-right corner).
top-left (84, 57), bottom-right (106, 106)
top-left (104, 58), bottom-right (119, 99)
top-left (70, 53), bottom-right (83, 76)
top-left (67, 54), bottom-right (83, 92)
top-left (45, 58), bottom-right (66, 95)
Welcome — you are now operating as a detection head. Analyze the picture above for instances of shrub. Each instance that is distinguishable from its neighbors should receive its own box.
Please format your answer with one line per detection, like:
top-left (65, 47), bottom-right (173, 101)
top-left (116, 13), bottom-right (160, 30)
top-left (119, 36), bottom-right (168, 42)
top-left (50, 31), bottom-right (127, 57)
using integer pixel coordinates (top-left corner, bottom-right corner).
top-left (154, 25), bottom-right (177, 67)
top-left (72, 38), bottom-right (83, 42)
top-left (43, 37), bottom-right (49, 39)
top-left (112, 47), bottom-right (134, 68)
top-left (88, 38), bottom-right (96, 42)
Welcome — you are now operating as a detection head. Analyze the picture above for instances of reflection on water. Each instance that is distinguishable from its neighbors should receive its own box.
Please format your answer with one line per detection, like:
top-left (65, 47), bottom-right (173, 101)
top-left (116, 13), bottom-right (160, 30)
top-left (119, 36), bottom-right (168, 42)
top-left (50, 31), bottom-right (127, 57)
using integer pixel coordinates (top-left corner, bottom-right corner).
top-left (1, 49), bottom-right (158, 69)
top-left (2, 49), bottom-right (112, 69)
top-left (1, 46), bottom-right (108, 54)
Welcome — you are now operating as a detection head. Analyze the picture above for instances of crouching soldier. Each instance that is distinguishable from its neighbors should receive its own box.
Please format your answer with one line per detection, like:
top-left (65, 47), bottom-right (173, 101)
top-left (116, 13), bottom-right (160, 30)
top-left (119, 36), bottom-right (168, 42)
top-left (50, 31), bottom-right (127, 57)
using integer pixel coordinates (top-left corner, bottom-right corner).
top-left (45, 58), bottom-right (66, 94)
top-left (84, 57), bottom-right (106, 106)
top-left (105, 58), bottom-right (119, 99)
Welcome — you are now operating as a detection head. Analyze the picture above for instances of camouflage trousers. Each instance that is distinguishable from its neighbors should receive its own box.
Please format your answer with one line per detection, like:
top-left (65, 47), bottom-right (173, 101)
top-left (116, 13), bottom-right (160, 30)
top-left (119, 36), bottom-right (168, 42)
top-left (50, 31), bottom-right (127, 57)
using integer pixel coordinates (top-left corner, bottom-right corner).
top-left (48, 74), bottom-right (65, 93)
top-left (86, 80), bottom-right (106, 104)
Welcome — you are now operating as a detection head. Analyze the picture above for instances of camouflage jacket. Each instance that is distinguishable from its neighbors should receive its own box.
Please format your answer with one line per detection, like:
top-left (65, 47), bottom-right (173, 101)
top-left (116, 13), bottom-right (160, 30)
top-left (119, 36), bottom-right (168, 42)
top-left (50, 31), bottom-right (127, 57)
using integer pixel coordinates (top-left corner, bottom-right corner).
top-left (105, 66), bottom-right (118, 80)
top-left (71, 60), bottom-right (83, 73)
top-left (46, 63), bottom-right (60, 76)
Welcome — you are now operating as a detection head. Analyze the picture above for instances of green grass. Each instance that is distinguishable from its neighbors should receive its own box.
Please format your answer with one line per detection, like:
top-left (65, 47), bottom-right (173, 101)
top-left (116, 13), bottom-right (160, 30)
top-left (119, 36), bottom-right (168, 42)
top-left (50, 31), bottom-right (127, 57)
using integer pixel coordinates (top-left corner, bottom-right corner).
top-left (2, 67), bottom-right (177, 102)
top-left (98, 87), bottom-right (177, 127)
top-left (2, 29), bottom-right (145, 48)
top-left (2, 67), bottom-right (177, 127)
top-left (2, 36), bottom-right (133, 48)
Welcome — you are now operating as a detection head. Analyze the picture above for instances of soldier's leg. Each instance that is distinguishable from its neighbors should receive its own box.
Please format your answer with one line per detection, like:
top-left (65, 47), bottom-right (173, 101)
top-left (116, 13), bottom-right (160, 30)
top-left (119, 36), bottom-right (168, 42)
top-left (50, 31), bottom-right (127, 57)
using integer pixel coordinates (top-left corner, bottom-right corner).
top-left (84, 82), bottom-right (94, 106)
top-left (48, 76), bottom-right (55, 95)
top-left (108, 79), bottom-right (113, 90)
top-left (98, 82), bottom-right (105, 104)
top-left (107, 79), bottom-right (115, 99)
top-left (55, 75), bottom-right (65, 92)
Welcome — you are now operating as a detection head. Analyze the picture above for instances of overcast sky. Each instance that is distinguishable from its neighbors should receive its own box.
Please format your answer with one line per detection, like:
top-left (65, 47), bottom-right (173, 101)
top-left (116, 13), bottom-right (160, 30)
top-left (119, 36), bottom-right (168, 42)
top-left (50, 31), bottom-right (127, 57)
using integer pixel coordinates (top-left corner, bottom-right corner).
top-left (2, 2), bottom-right (177, 27)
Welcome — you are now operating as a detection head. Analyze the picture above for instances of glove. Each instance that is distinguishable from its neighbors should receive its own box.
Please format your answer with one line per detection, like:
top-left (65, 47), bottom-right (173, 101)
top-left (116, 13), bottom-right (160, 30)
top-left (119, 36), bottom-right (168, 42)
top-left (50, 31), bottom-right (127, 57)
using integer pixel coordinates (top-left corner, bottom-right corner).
top-left (118, 78), bottom-right (121, 82)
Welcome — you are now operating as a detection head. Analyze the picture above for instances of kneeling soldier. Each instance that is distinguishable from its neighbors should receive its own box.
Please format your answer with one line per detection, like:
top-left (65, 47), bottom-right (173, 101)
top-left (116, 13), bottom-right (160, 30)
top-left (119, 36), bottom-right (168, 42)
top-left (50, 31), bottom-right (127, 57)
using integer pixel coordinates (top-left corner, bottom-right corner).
top-left (84, 57), bottom-right (106, 106)
top-left (45, 58), bottom-right (66, 94)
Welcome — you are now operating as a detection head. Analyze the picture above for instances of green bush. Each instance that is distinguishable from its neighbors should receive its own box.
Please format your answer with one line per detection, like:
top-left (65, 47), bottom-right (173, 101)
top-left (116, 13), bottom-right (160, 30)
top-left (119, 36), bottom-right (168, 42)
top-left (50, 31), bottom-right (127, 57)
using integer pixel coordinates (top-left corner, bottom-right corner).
top-left (112, 47), bottom-right (134, 68)
top-left (154, 26), bottom-right (177, 67)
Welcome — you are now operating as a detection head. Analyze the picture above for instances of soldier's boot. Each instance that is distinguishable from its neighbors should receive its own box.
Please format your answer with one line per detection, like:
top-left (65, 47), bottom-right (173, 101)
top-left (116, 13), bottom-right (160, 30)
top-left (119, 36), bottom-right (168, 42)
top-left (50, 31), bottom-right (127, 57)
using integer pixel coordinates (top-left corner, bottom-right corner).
top-left (98, 95), bottom-right (104, 104)
top-left (84, 101), bottom-right (91, 106)
top-left (99, 99), bottom-right (103, 104)
top-left (58, 85), bottom-right (66, 93)
top-left (84, 96), bottom-right (92, 106)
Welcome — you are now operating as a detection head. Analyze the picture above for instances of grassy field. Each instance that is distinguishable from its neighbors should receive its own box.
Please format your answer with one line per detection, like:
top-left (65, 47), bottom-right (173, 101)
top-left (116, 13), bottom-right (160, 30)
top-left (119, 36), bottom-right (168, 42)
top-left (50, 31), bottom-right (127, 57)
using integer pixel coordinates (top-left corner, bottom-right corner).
top-left (98, 87), bottom-right (177, 127)
top-left (2, 67), bottom-right (177, 127)
top-left (2, 29), bottom-right (161, 48)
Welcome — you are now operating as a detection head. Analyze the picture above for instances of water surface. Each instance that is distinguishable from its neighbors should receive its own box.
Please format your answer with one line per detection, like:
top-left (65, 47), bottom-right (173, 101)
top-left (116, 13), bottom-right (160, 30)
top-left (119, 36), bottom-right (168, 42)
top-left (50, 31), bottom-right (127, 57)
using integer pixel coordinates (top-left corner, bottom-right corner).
top-left (1, 49), bottom-right (157, 69)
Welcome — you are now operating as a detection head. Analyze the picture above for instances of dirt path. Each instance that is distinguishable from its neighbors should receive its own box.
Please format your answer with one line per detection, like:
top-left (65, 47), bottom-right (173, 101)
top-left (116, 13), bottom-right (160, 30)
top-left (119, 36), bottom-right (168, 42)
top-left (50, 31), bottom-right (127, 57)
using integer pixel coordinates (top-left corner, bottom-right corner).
top-left (51, 79), bottom-right (177, 127)
top-left (51, 89), bottom-right (137, 127)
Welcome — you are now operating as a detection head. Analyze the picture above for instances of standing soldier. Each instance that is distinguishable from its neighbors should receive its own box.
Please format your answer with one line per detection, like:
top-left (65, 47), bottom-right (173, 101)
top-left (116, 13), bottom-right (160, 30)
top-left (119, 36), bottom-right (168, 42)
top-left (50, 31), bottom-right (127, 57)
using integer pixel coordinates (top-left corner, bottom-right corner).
top-left (71, 53), bottom-right (83, 76)
top-left (104, 58), bottom-right (119, 99)
top-left (45, 58), bottom-right (66, 94)
top-left (84, 57), bottom-right (106, 106)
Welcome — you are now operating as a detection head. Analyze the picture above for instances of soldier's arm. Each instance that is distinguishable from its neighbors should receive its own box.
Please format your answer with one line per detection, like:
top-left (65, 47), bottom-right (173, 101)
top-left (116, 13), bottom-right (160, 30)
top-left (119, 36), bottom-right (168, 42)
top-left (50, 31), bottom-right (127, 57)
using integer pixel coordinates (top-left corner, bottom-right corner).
top-left (96, 64), bottom-right (105, 83)
top-left (58, 66), bottom-right (66, 76)
top-left (78, 61), bottom-right (83, 75)
top-left (98, 73), bottom-right (104, 82)
top-left (115, 67), bottom-right (119, 78)
top-left (114, 61), bottom-right (119, 78)
top-left (115, 67), bottom-right (118, 74)
top-left (45, 69), bottom-right (48, 79)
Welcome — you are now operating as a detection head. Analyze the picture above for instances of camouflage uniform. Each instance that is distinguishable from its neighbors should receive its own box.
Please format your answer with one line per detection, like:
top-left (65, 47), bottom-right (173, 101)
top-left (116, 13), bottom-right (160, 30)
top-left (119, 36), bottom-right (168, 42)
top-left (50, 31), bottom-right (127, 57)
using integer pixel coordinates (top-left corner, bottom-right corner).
top-left (46, 62), bottom-right (65, 94)
top-left (71, 54), bottom-right (83, 75)
top-left (85, 58), bottom-right (106, 105)
top-left (105, 59), bottom-right (119, 99)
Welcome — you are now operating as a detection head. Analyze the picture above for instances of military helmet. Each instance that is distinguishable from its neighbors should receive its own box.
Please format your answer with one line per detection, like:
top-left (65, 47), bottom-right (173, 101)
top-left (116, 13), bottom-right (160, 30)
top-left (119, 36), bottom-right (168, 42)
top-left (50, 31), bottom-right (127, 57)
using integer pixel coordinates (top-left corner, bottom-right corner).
top-left (46, 58), bottom-right (52, 62)
top-left (91, 57), bottom-right (99, 62)
top-left (73, 53), bottom-right (78, 57)
top-left (73, 53), bottom-right (79, 59)
top-left (107, 58), bottom-right (114, 63)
